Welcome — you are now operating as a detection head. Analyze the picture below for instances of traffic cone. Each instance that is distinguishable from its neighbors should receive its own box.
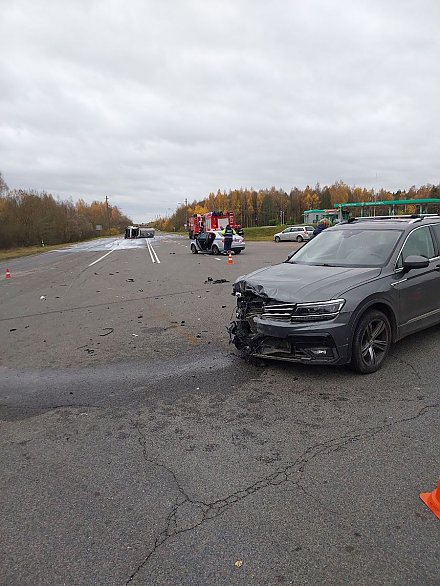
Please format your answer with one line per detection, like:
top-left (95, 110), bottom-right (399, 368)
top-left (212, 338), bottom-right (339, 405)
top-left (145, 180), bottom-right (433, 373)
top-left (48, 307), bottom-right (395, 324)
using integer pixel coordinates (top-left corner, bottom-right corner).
top-left (227, 252), bottom-right (233, 265)
top-left (5, 268), bottom-right (11, 279)
top-left (420, 480), bottom-right (440, 520)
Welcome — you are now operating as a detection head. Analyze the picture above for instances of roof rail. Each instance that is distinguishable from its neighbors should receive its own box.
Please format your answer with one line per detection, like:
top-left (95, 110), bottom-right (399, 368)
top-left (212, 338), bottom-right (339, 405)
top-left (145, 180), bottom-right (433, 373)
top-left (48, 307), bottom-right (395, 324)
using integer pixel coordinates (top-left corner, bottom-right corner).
top-left (347, 214), bottom-right (440, 222)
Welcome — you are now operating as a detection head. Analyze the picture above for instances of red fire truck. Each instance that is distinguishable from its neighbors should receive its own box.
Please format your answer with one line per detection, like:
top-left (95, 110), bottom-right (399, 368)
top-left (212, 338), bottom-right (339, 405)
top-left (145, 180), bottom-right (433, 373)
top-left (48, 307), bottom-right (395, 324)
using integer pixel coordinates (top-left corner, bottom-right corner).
top-left (188, 211), bottom-right (243, 239)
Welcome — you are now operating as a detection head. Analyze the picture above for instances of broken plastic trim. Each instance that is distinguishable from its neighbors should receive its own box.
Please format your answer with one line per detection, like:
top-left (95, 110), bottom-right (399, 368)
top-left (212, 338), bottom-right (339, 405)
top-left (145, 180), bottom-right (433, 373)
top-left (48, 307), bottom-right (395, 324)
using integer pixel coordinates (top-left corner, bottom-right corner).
top-left (229, 320), bottom-right (340, 363)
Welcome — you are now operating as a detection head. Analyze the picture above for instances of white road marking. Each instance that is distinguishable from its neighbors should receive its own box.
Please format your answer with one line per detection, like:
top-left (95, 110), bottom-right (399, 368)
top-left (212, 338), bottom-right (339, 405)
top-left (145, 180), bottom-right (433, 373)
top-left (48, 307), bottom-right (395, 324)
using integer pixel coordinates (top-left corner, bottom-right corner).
top-left (88, 250), bottom-right (114, 267)
top-left (146, 239), bottom-right (155, 263)
top-left (147, 239), bottom-right (161, 263)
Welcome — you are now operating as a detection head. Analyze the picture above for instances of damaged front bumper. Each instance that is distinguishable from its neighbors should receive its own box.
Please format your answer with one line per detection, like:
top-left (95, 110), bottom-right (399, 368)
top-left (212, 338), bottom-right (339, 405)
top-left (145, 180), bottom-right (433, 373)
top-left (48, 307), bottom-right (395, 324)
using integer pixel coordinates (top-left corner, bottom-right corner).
top-left (229, 294), bottom-right (350, 365)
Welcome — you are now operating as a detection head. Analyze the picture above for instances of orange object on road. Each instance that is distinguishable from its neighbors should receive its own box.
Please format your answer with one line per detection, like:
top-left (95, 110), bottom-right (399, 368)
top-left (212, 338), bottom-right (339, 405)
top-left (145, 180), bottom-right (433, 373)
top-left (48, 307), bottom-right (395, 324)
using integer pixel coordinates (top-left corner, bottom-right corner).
top-left (227, 252), bottom-right (233, 265)
top-left (420, 480), bottom-right (440, 520)
top-left (5, 268), bottom-right (11, 279)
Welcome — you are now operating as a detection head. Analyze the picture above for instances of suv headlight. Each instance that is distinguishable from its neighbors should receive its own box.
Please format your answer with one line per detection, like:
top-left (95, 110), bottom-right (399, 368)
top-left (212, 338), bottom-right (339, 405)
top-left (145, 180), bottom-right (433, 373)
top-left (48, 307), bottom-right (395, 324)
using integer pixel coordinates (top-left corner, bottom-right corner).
top-left (291, 299), bottom-right (345, 322)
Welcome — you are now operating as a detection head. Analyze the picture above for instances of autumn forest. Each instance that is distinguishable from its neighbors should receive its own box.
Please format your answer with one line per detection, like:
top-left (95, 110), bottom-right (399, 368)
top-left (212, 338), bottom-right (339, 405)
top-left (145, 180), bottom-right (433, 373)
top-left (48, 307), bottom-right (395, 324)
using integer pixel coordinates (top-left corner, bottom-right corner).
top-left (1, 170), bottom-right (440, 248)
top-left (153, 181), bottom-right (440, 232)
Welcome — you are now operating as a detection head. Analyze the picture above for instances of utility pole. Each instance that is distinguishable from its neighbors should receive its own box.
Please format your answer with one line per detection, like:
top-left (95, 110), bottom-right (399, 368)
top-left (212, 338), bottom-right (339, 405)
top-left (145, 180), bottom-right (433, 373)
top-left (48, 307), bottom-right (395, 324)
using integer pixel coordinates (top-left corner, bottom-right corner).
top-left (105, 196), bottom-right (111, 230)
top-left (178, 198), bottom-right (189, 228)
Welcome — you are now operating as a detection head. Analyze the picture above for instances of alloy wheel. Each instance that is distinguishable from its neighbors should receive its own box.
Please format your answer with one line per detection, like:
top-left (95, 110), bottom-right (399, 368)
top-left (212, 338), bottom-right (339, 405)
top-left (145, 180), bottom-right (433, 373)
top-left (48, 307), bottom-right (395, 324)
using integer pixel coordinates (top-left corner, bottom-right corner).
top-left (360, 319), bottom-right (389, 367)
top-left (351, 310), bottom-right (392, 374)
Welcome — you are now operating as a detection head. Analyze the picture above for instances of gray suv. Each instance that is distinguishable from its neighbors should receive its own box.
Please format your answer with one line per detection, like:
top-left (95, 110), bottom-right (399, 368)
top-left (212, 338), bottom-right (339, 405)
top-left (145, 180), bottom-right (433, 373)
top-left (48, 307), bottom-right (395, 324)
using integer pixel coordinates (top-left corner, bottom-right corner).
top-left (229, 216), bottom-right (440, 373)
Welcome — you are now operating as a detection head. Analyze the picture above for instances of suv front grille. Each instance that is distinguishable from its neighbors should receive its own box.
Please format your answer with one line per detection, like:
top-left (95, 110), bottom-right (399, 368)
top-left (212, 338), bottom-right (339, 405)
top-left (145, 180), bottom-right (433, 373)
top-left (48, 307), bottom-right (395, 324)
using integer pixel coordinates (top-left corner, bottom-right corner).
top-left (261, 301), bottom-right (297, 321)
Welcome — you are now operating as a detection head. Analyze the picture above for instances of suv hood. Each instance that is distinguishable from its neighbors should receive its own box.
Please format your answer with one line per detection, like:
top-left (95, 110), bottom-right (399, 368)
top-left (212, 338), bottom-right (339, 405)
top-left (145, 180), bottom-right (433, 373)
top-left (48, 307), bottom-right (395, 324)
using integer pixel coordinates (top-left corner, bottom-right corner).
top-left (234, 263), bottom-right (381, 302)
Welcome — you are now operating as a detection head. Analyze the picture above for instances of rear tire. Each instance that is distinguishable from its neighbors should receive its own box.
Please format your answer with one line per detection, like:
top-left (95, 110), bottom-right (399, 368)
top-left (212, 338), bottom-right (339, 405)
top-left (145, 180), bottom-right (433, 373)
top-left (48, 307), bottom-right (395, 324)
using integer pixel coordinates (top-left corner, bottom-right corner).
top-left (296, 235), bottom-right (303, 242)
top-left (190, 244), bottom-right (198, 254)
top-left (212, 245), bottom-right (220, 255)
top-left (274, 236), bottom-right (280, 243)
top-left (234, 250), bottom-right (241, 254)
top-left (350, 310), bottom-right (392, 374)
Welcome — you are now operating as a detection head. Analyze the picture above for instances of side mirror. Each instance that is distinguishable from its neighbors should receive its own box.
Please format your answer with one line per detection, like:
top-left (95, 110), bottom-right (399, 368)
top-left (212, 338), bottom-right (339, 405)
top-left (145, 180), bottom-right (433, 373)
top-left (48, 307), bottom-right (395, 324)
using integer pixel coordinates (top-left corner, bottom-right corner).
top-left (403, 255), bottom-right (429, 272)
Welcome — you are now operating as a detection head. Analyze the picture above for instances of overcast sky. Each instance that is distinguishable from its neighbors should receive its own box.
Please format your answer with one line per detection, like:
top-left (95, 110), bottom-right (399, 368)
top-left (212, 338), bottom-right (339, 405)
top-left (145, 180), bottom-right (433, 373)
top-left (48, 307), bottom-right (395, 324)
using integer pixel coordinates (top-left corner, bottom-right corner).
top-left (1, 0), bottom-right (439, 222)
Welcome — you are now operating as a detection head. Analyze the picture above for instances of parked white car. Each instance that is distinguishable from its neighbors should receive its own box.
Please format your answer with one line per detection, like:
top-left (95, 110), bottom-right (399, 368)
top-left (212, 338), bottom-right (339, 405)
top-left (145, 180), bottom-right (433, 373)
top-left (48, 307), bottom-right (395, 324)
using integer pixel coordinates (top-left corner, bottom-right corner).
top-left (190, 230), bottom-right (246, 255)
top-left (273, 226), bottom-right (314, 242)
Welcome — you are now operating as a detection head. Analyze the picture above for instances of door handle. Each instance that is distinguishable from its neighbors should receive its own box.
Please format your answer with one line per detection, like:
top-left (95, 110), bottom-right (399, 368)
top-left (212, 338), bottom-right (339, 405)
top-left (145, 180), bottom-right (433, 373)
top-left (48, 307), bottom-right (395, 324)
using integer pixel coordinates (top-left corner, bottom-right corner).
top-left (391, 278), bottom-right (407, 287)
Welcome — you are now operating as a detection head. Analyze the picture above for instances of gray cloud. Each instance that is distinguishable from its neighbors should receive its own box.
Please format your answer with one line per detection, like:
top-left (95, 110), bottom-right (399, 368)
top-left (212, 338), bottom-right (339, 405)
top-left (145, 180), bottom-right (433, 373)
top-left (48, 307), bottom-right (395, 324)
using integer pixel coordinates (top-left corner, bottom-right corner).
top-left (1, 0), bottom-right (439, 222)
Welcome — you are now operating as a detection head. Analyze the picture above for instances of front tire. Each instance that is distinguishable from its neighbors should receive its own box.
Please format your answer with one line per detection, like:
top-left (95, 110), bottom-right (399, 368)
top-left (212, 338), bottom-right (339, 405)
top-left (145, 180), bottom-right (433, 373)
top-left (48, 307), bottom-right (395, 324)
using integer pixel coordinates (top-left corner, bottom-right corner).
top-left (211, 244), bottom-right (220, 255)
top-left (274, 236), bottom-right (280, 243)
top-left (350, 310), bottom-right (392, 374)
top-left (191, 243), bottom-right (198, 254)
top-left (234, 250), bottom-right (241, 254)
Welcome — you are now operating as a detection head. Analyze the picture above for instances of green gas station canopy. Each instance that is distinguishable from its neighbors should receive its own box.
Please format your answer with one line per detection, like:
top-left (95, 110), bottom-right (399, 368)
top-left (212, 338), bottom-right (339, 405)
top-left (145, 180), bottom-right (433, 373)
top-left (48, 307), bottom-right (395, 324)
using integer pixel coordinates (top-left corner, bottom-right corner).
top-left (334, 198), bottom-right (440, 208)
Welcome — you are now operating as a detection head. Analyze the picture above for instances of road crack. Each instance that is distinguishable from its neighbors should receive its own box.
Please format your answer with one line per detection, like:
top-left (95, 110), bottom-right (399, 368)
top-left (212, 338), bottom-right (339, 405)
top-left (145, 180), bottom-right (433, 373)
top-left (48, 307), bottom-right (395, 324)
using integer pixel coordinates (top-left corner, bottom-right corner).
top-left (126, 403), bottom-right (437, 583)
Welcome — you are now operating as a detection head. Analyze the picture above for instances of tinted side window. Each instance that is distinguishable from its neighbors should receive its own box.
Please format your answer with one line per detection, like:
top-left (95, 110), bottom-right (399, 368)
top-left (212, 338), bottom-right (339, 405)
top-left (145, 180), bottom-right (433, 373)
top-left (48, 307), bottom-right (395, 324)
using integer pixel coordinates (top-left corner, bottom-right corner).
top-left (397, 226), bottom-right (435, 268)
top-left (430, 223), bottom-right (440, 252)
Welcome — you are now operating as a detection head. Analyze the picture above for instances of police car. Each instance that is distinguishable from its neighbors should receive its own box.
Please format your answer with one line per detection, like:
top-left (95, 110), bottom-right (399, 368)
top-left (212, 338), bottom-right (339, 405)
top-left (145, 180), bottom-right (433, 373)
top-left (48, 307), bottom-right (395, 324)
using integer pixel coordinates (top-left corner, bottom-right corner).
top-left (190, 230), bottom-right (246, 255)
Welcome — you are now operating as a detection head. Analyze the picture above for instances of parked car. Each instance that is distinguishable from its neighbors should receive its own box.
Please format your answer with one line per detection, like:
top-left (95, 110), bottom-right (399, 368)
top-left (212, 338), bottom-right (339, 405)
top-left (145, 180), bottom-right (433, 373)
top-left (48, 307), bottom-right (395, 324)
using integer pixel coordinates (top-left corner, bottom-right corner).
top-left (273, 226), bottom-right (314, 242)
top-left (190, 230), bottom-right (246, 255)
top-left (230, 216), bottom-right (440, 373)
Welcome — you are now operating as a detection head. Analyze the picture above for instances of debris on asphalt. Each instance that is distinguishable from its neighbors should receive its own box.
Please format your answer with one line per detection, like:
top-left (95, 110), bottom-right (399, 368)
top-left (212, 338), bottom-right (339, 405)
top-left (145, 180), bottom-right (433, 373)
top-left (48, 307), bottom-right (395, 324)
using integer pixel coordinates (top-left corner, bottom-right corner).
top-left (222, 305), bottom-right (227, 308)
top-left (40, 295), bottom-right (46, 300)
top-left (138, 315), bottom-right (143, 319)
top-left (132, 334), bottom-right (139, 337)
top-left (204, 278), bottom-right (230, 284)
top-left (99, 327), bottom-right (114, 337)
top-left (126, 278), bottom-right (135, 282)
top-left (234, 560), bottom-right (243, 568)
top-left (9, 328), bottom-right (16, 332)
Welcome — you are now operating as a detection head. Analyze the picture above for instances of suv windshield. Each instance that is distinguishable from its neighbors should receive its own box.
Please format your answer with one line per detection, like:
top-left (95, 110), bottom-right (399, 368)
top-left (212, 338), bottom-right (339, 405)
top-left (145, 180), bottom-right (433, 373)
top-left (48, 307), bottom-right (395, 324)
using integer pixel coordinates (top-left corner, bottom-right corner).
top-left (289, 228), bottom-right (403, 267)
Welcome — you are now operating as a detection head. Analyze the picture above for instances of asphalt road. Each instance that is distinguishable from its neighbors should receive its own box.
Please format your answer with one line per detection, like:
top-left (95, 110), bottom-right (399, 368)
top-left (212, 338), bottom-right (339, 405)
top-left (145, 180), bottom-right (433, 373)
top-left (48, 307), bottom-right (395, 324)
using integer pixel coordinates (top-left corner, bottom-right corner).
top-left (0, 234), bottom-right (439, 586)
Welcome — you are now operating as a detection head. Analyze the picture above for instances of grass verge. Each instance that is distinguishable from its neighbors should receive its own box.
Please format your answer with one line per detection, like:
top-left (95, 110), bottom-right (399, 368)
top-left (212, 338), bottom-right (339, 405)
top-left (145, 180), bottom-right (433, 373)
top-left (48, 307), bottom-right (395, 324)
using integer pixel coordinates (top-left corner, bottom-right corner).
top-left (240, 226), bottom-right (282, 241)
top-left (0, 243), bottom-right (76, 262)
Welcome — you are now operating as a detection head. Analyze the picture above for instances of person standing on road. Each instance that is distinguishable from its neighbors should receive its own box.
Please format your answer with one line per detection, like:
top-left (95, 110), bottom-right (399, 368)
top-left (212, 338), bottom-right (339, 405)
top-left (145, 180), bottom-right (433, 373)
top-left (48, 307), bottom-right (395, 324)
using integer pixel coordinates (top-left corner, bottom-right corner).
top-left (221, 224), bottom-right (236, 254)
top-left (312, 218), bottom-right (329, 237)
